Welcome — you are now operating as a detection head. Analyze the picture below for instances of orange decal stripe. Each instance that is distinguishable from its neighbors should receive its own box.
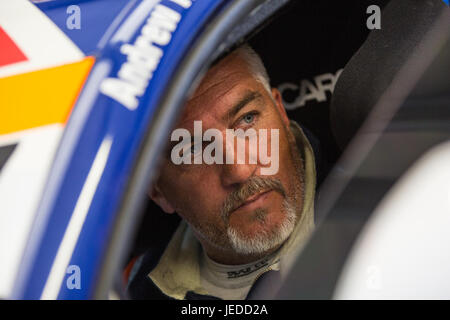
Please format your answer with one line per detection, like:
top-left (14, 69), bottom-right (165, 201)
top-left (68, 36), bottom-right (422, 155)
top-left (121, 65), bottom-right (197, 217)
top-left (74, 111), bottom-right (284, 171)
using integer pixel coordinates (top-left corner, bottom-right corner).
top-left (0, 57), bottom-right (95, 135)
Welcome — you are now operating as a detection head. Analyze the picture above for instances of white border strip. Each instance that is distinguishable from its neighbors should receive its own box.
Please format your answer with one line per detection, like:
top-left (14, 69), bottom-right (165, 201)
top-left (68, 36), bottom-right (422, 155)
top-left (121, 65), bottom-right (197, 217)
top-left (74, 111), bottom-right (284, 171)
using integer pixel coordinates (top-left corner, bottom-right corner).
top-left (41, 136), bottom-right (113, 300)
top-left (0, 125), bottom-right (64, 299)
top-left (109, 0), bottom-right (160, 44)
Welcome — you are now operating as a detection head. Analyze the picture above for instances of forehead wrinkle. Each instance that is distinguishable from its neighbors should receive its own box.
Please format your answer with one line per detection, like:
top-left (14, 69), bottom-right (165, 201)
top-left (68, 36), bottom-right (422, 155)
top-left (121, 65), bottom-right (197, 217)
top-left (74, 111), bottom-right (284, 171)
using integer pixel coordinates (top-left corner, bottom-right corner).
top-left (190, 76), bottom-right (232, 102)
top-left (179, 79), bottom-right (252, 130)
top-left (193, 52), bottom-right (251, 97)
top-left (189, 70), bottom-right (249, 105)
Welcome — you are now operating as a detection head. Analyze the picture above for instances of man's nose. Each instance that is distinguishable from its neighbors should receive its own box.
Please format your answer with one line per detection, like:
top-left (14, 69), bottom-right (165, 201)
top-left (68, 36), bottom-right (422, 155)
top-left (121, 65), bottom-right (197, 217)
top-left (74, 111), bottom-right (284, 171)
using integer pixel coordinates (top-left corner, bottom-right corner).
top-left (221, 141), bottom-right (257, 187)
top-left (220, 132), bottom-right (258, 187)
top-left (221, 161), bottom-right (257, 187)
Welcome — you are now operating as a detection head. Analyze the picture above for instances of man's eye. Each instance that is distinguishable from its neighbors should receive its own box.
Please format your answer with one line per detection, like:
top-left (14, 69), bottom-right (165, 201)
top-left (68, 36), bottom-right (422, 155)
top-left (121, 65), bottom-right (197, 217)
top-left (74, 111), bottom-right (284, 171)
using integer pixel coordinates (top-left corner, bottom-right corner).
top-left (241, 113), bottom-right (256, 125)
top-left (179, 143), bottom-right (200, 157)
top-left (189, 143), bottom-right (201, 155)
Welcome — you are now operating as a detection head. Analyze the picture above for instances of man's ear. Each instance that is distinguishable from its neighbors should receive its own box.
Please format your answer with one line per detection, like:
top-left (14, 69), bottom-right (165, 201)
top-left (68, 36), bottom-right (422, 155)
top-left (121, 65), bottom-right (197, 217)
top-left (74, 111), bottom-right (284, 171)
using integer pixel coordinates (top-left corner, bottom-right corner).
top-left (149, 185), bottom-right (175, 214)
top-left (271, 88), bottom-right (290, 128)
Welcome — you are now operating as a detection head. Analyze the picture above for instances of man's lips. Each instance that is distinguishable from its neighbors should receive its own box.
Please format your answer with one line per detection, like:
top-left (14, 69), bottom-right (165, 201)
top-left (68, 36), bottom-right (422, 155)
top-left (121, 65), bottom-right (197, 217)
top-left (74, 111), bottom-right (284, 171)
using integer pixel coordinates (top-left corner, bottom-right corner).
top-left (232, 190), bottom-right (273, 213)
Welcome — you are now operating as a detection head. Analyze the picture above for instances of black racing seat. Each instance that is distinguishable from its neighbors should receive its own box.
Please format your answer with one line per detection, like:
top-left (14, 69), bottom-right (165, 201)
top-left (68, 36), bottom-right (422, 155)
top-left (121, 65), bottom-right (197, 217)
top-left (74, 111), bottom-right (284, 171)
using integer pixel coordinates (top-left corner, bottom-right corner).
top-left (330, 0), bottom-right (450, 150)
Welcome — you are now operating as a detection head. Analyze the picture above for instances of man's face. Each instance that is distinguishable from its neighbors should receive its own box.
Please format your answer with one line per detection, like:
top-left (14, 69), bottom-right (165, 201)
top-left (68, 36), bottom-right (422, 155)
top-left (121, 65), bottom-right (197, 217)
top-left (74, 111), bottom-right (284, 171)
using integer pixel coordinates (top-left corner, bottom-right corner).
top-left (152, 51), bottom-right (304, 263)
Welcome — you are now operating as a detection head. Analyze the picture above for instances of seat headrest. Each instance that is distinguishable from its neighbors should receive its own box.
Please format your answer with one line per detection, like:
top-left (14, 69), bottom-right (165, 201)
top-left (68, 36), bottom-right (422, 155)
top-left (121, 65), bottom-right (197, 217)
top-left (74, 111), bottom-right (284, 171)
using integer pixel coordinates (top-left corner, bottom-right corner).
top-left (330, 0), bottom-right (449, 150)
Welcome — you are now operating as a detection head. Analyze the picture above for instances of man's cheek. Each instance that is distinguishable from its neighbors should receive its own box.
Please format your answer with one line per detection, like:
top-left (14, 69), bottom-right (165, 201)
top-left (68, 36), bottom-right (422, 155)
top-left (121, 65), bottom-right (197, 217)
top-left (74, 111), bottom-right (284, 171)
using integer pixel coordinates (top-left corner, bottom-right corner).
top-left (259, 128), bottom-right (279, 176)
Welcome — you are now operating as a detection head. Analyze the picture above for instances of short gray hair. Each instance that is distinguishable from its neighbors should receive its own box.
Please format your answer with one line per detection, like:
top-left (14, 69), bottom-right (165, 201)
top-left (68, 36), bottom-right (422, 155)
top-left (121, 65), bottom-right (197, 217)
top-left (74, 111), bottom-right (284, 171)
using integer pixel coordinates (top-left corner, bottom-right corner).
top-left (234, 44), bottom-right (271, 93)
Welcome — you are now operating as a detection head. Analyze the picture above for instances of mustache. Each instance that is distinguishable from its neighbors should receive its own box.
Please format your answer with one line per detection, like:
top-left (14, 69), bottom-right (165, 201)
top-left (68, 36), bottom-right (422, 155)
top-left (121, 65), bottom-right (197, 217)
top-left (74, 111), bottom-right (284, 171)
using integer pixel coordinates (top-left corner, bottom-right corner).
top-left (221, 176), bottom-right (286, 223)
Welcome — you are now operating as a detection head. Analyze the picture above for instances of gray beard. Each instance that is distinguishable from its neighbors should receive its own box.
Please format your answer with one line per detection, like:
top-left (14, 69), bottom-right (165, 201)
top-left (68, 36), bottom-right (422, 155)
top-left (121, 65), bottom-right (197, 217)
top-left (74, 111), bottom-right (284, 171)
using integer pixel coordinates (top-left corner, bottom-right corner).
top-left (226, 198), bottom-right (298, 255)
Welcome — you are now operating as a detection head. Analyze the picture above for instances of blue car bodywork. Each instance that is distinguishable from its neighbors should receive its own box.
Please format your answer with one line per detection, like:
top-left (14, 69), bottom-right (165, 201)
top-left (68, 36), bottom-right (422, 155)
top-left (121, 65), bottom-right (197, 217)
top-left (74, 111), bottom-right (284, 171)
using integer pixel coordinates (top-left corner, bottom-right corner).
top-left (9, 0), bottom-right (243, 300)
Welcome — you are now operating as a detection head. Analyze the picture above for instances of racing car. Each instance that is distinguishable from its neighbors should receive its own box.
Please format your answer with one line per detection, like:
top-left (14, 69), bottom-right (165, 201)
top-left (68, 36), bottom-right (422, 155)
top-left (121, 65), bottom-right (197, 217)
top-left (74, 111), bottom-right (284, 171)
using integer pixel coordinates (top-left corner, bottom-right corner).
top-left (0, 0), bottom-right (449, 300)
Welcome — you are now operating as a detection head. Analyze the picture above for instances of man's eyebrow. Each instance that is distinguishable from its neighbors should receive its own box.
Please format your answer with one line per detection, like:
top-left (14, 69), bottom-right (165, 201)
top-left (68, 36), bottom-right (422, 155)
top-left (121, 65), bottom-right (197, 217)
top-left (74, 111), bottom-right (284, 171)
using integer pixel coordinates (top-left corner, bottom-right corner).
top-left (224, 91), bottom-right (263, 122)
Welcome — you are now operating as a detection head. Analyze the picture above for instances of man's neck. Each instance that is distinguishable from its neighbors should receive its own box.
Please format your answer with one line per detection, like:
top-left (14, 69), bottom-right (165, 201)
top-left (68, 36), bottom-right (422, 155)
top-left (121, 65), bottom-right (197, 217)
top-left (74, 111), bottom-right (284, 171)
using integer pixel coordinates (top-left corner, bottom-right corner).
top-left (200, 241), bottom-right (283, 265)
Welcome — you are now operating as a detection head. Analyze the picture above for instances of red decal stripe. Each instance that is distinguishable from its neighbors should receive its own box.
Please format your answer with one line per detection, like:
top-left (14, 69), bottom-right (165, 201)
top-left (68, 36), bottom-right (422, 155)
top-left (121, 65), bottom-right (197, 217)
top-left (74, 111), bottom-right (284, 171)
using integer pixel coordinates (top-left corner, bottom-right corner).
top-left (0, 26), bottom-right (27, 67)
